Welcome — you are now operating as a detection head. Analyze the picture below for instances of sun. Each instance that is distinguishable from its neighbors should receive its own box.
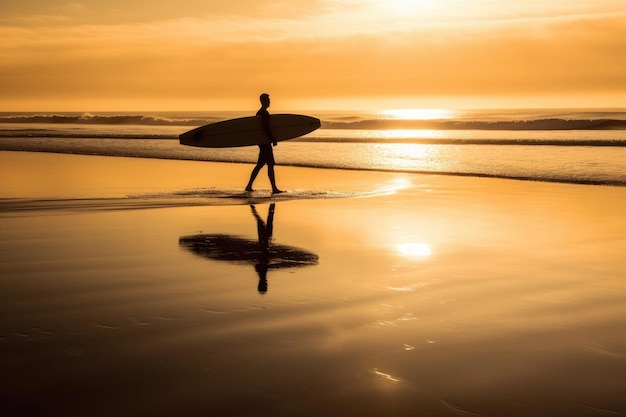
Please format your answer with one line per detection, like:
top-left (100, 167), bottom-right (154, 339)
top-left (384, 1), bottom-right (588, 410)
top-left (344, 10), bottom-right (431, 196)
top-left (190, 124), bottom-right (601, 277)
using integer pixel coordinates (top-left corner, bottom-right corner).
top-left (397, 243), bottom-right (432, 257)
top-left (364, 0), bottom-right (440, 16)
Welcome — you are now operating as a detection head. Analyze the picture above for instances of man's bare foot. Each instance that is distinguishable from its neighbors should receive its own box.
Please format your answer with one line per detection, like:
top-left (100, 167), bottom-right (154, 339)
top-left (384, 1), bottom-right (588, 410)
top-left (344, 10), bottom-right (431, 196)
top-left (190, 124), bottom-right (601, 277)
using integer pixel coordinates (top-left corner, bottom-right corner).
top-left (245, 187), bottom-right (253, 192)
top-left (272, 189), bottom-right (283, 194)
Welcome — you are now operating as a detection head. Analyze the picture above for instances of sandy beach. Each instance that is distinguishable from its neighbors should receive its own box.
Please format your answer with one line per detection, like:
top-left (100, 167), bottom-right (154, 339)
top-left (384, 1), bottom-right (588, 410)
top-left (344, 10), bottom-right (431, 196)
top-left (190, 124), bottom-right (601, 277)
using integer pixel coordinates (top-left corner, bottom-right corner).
top-left (1, 150), bottom-right (626, 416)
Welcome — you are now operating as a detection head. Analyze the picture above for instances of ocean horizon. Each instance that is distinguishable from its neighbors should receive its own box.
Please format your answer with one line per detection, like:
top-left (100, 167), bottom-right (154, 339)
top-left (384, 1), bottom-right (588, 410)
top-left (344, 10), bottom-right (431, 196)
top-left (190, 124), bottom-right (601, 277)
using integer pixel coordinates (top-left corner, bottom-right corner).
top-left (1, 108), bottom-right (625, 186)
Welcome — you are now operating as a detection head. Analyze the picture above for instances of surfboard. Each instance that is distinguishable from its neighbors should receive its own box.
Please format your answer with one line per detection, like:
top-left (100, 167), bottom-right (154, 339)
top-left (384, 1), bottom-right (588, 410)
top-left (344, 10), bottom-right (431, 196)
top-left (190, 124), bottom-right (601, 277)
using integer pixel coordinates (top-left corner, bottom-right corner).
top-left (179, 114), bottom-right (321, 148)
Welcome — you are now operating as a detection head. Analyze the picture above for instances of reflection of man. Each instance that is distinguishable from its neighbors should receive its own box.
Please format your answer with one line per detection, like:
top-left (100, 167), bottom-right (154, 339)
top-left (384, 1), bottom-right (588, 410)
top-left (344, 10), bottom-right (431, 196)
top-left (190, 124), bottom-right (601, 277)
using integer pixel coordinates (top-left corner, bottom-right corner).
top-left (246, 93), bottom-right (282, 194)
top-left (250, 204), bottom-right (275, 294)
top-left (178, 202), bottom-right (319, 295)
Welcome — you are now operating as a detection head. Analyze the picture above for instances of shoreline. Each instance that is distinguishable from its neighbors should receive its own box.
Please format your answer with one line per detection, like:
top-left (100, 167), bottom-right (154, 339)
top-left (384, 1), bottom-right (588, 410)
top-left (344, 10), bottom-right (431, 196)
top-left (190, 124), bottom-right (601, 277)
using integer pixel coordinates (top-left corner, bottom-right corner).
top-left (1, 146), bottom-right (625, 188)
top-left (3, 150), bottom-right (626, 201)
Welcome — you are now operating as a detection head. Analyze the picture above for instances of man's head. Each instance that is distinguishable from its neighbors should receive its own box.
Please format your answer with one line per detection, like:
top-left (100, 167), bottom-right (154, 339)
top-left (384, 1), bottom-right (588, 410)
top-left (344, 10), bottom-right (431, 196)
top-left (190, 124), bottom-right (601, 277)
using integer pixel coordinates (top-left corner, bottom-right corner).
top-left (260, 93), bottom-right (270, 108)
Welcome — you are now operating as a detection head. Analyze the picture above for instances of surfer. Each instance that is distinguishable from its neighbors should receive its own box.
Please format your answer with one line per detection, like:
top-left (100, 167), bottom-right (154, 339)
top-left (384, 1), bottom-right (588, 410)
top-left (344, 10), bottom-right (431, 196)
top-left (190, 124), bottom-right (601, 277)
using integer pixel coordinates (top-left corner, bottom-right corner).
top-left (246, 93), bottom-right (283, 194)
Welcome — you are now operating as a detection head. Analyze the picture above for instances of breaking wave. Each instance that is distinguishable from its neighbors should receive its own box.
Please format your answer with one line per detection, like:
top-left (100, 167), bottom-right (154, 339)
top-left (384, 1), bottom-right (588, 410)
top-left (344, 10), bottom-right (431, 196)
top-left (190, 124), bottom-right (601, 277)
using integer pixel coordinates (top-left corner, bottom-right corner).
top-left (0, 114), bottom-right (213, 126)
top-left (2, 113), bottom-right (626, 131)
top-left (321, 118), bottom-right (626, 131)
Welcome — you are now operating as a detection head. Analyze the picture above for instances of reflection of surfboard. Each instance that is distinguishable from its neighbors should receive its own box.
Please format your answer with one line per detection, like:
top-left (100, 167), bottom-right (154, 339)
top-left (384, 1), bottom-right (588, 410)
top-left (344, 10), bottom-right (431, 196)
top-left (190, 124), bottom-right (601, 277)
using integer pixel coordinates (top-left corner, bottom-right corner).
top-left (179, 234), bottom-right (319, 269)
top-left (179, 114), bottom-right (321, 148)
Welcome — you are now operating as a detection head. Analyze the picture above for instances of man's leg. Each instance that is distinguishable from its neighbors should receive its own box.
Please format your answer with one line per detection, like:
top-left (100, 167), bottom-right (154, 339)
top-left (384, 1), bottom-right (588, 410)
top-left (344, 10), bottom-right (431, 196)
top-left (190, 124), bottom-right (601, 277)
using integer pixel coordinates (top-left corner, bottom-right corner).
top-left (246, 163), bottom-right (263, 191)
top-left (268, 164), bottom-right (282, 194)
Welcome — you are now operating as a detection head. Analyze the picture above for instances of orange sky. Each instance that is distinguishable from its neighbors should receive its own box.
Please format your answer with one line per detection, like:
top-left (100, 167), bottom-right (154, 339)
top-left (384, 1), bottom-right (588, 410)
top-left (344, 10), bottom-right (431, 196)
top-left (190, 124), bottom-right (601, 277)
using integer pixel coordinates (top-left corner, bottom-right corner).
top-left (1, 0), bottom-right (625, 111)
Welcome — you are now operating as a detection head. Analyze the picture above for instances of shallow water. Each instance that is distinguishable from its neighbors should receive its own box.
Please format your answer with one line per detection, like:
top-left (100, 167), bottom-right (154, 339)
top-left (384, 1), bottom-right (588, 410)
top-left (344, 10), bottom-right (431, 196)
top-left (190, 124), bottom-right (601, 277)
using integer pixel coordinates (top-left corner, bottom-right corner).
top-left (2, 137), bottom-right (625, 186)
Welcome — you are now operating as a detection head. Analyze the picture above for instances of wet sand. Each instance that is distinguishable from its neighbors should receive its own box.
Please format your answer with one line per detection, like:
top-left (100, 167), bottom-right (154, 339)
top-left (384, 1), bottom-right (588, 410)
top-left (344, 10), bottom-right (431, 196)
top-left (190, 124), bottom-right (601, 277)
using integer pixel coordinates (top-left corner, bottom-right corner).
top-left (1, 151), bottom-right (626, 416)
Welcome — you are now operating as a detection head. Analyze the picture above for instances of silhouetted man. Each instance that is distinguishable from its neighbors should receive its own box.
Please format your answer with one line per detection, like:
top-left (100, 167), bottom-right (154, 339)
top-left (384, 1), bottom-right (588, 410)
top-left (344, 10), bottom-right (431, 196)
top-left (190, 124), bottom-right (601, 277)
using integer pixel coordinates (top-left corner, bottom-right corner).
top-left (246, 93), bottom-right (282, 194)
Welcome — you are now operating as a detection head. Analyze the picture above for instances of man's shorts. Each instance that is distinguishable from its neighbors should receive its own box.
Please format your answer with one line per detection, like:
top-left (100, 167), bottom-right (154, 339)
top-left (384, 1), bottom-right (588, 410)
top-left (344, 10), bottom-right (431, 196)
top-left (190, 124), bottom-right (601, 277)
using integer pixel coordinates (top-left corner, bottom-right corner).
top-left (257, 144), bottom-right (275, 165)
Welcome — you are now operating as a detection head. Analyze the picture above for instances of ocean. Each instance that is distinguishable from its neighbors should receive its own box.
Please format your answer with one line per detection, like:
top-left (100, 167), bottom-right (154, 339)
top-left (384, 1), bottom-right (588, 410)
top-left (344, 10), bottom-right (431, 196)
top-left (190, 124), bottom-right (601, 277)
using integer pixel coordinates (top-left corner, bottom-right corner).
top-left (1, 108), bottom-right (625, 186)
